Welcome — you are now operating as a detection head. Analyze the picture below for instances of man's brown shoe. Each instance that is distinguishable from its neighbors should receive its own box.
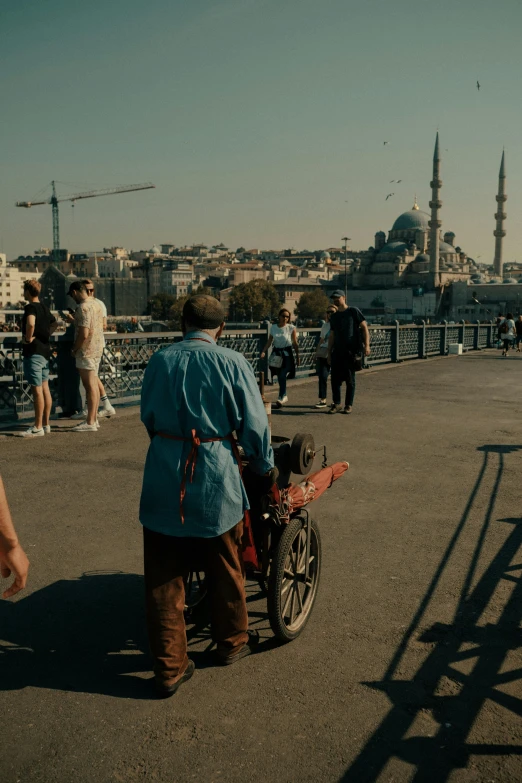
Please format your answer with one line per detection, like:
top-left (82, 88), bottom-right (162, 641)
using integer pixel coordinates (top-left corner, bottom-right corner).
top-left (155, 659), bottom-right (195, 698)
top-left (216, 630), bottom-right (260, 666)
top-left (341, 406), bottom-right (353, 414)
top-left (327, 404), bottom-right (342, 414)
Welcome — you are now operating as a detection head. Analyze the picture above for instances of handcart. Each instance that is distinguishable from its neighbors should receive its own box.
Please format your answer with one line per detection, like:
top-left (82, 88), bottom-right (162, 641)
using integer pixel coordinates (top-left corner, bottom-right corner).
top-left (185, 432), bottom-right (348, 642)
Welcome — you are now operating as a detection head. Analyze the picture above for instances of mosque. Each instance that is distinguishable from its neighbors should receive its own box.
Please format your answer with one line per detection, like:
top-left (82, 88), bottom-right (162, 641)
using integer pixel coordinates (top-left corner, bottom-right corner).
top-left (340, 134), bottom-right (506, 292)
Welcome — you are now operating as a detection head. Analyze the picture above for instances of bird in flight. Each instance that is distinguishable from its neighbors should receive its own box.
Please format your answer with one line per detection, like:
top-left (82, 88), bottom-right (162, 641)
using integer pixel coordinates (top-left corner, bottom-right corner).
top-left (396, 179), bottom-right (402, 183)
top-left (477, 80), bottom-right (480, 91)
top-left (383, 141), bottom-right (389, 145)
top-left (386, 193), bottom-right (394, 200)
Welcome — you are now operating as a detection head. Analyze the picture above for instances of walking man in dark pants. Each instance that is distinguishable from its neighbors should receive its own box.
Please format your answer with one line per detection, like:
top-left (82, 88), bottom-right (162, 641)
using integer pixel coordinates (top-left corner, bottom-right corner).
top-left (327, 290), bottom-right (370, 414)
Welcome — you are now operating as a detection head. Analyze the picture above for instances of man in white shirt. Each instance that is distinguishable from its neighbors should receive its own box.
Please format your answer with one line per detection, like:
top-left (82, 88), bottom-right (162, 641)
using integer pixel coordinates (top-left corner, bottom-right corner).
top-left (70, 279), bottom-right (115, 418)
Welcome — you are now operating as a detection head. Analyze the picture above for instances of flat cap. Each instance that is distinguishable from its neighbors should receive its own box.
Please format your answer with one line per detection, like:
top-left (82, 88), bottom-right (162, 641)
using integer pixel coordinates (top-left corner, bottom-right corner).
top-left (330, 289), bottom-right (345, 298)
top-left (182, 295), bottom-right (225, 330)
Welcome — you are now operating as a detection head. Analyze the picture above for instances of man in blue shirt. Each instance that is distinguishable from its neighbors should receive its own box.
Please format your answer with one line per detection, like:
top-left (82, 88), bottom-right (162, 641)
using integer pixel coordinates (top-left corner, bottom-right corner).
top-left (140, 295), bottom-right (274, 697)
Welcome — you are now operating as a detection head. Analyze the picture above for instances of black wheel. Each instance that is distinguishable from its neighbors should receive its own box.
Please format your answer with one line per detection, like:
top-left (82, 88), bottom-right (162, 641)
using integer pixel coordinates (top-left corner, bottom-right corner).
top-left (184, 571), bottom-right (207, 615)
top-left (290, 433), bottom-right (315, 475)
top-left (267, 515), bottom-right (321, 642)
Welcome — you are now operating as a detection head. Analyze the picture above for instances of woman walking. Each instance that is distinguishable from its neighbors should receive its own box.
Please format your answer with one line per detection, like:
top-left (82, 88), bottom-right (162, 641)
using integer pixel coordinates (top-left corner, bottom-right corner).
top-left (500, 312), bottom-right (516, 356)
top-left (313, 305), bottom-right (337, 408)
top-left (261, 309), bottom-right (300, 407)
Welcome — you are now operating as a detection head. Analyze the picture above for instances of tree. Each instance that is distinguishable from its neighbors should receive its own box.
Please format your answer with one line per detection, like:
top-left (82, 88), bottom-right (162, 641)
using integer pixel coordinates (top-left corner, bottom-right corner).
top-left (147, 293), bottom-right (177, 320)
top-left (229, 280), bottom-right (280, 322)
top-left (294, 289), bottom-right (330, 320)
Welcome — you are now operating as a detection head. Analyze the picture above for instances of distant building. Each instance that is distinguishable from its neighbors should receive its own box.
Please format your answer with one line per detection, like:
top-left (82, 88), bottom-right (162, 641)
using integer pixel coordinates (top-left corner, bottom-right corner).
top-left (0, 253), bottom-right (35, 308)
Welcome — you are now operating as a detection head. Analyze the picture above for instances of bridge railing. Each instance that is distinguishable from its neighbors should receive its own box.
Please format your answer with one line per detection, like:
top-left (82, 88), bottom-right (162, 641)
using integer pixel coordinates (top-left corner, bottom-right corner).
top-left (0, 321), bottom-right (496, 421)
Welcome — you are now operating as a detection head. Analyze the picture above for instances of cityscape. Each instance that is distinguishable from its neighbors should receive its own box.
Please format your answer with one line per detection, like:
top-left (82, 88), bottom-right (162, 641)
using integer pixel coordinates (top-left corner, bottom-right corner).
top-left (1, 137), bottom-right (519, 326)
top-left (2, 1), bottom-right (522, 782)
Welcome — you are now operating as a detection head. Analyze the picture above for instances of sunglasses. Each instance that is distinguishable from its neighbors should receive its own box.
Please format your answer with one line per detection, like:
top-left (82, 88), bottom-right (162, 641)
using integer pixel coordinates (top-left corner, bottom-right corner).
top-left (327, 310), bottom-right (335, 315)
top-left (86, 288), bottom-right (94, 292)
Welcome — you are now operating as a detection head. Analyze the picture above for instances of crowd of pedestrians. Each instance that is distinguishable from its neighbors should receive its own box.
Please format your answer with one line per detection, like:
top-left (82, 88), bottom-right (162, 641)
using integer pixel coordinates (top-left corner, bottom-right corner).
top-left (20, 278), bottom-right (115, 437)
top-left (261, 291), bottom-right (371, 414)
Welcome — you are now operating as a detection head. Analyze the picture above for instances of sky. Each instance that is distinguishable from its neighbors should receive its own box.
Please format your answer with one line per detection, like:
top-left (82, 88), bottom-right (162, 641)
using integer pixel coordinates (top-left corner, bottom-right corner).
top-left (1, 0), bottom-right (521, 261)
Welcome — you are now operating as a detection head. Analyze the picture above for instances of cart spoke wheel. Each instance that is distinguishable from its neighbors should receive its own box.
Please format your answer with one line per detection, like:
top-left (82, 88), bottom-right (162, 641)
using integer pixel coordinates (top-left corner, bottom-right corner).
top-left (184, 570), bottom-right (207, 613)
top-left (267, 516), bottom-right (322, 642)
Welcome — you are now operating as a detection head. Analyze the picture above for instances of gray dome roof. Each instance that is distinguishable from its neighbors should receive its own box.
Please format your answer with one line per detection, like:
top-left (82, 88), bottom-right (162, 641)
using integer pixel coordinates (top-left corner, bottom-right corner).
top-left (503, 278), bottom-right (518, 284)
top-left (377, 241), bottom-right (408, 256)
top-left (439, 241), bottom-right (457, 253)
top-left (391, 209), bottom-right (430, 231)
top-left (320, 251), bottom-right (331, 259)
top-left (416, 253), bottom-right (430, 263)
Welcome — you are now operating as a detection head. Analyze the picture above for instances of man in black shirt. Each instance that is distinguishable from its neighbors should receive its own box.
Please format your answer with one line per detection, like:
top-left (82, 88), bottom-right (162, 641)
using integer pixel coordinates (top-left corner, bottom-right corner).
top-left (21, 279), bottom-right (57, 437)
top-left (326, 290), bottom-right (370, 414)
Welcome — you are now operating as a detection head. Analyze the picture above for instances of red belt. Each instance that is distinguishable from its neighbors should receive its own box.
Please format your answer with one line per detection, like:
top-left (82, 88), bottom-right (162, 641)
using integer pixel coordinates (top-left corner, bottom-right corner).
top-left (157, 429), bottom-right (244, 524)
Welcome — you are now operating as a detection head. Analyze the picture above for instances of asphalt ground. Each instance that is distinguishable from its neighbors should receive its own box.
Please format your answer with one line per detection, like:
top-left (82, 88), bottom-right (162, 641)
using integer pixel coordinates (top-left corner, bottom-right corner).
top-left (1, 350), bottom-right (522, 782)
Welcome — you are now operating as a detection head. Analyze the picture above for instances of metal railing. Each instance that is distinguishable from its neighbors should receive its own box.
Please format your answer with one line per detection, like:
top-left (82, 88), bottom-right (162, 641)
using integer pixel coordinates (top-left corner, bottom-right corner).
top-left (0, 321), bottom-right (497, 421)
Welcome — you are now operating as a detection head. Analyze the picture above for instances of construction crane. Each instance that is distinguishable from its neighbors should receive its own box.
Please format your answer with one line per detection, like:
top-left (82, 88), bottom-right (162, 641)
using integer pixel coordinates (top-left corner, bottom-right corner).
top-left (16, 180), bottom-right (155, 254)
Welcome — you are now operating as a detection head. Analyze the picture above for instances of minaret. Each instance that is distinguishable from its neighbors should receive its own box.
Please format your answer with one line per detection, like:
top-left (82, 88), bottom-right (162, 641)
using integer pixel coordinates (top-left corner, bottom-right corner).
top-left (428, 132), bottom-right (442, 287)
top-left (493, 150), bottom-right (507, 278)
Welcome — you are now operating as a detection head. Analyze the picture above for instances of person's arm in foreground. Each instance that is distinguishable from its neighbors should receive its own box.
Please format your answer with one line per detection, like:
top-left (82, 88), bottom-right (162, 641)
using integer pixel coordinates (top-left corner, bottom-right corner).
top-left (0, 477), bottom-right (29, 599)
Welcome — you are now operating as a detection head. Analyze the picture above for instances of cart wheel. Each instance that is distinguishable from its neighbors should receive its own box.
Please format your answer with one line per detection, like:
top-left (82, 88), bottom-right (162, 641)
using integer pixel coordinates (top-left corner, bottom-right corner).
top-left (290, 433), bottom-right (315, 475)
top-left (267, 515), bottom-right (321, 642)
top-left (184, 571), bottom-right (207, 615)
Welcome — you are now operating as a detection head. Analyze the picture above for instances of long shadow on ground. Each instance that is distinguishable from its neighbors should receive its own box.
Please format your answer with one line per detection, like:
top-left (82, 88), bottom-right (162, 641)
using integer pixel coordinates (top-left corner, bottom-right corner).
top-left (0, 573), bottom-right (274, 700)
top-left (341, 445), bottom-right (522, 782)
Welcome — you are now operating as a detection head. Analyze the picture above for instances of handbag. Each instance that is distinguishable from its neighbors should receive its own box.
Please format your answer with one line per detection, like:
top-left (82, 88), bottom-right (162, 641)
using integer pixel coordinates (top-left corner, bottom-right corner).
top-left (316, 344), bottom-right (329, 359)
top-left (269, 353), bottom-right (283, 369)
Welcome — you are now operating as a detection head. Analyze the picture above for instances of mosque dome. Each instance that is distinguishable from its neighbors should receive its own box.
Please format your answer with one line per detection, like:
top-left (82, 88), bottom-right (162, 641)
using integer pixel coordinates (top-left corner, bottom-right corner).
top-left (416, 253), bottom-right (430, 263)
top-left (377, 240), bottom-right (408, 257)
top-left (320, 251), bottom-right (331, 260)
top-left (391, 208), bottom-right (430, 232)
top-left (503, 278), bottom-right (518, 284)
top-left (439, 241), bottom-right (457, 253)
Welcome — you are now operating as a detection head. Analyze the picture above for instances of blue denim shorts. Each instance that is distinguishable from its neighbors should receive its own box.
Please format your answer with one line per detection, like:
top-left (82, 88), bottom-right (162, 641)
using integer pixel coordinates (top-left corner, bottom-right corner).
top-left (23, 354), bottom-right (50, 387)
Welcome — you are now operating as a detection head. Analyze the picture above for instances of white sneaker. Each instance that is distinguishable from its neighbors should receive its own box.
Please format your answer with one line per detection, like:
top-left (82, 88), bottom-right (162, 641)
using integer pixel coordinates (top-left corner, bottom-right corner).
top-left (21, 426), bottom-right (45, 438)
top-left (281, 395), bottom-right (288, 404)
top-left (98, 405), bottom-right (116, 417)
top-left (71, 410), bottom-right (87, 420)
top-left (43, 425), bottom-right (51, 434)
top-left (71, 422), bottom-right (98, 432)
top-left (315, 400), bottom-right (327, 408)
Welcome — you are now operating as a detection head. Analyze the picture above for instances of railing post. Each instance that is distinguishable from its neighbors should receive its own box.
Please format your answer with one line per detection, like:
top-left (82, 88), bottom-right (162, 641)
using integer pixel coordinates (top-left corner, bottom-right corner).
top-left (392, 320), bottom-right (400, 362)
top-left (420, 320), bottom-right (426, 359)
top-left (474, 321), bottom-right (480, 350)
top-left (440, 321), bottom-right (447, 355)
top-left (459, 320), bottom-right (466, 350)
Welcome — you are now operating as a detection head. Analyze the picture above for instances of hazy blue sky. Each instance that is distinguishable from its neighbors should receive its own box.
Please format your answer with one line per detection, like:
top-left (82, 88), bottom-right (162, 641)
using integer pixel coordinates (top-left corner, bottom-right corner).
top-left (1, 0), bottom-right (521, 260)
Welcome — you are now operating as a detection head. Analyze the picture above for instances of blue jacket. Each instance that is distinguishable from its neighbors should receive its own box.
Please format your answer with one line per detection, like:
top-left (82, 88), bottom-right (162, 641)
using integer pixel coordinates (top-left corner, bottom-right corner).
top-left (139, 331), bottom-right (274, 537)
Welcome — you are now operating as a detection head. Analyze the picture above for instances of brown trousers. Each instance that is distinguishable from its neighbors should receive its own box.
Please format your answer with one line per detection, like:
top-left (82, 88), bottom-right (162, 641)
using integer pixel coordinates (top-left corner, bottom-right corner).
top-left (143, 522), bottom-right (249, 686)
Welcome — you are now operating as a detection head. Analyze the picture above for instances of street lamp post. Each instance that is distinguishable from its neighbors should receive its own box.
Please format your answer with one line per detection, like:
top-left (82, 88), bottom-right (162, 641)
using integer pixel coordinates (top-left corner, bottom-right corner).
top-left (341, 236), bottom-right (351, 299)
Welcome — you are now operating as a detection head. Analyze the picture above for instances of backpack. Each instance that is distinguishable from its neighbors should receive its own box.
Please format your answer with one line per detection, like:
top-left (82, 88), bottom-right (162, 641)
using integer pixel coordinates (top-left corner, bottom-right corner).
top-left (500, 321), bottom-right (509, 334)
